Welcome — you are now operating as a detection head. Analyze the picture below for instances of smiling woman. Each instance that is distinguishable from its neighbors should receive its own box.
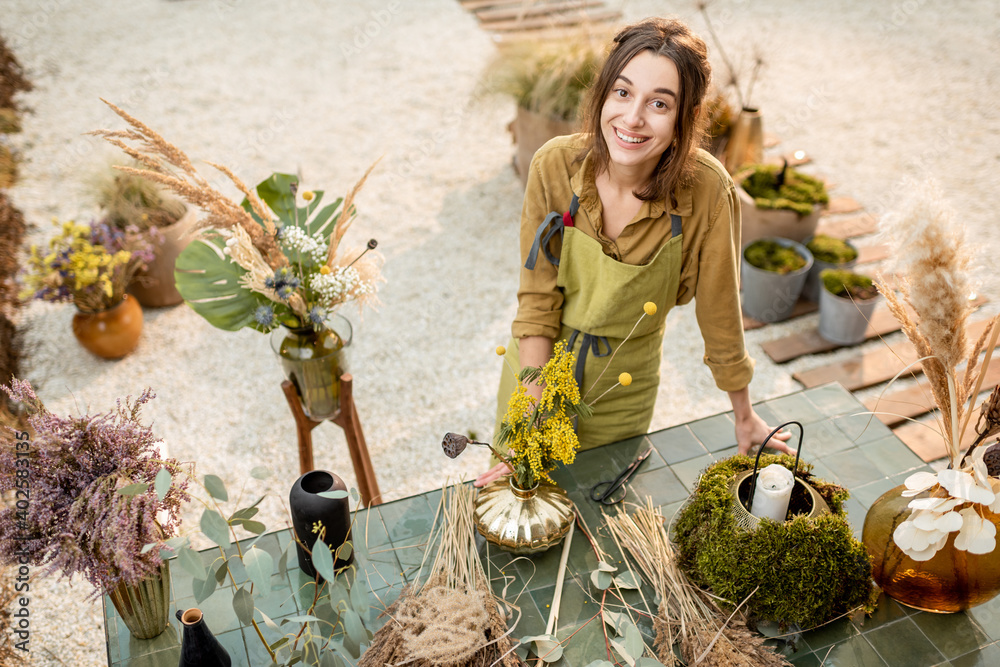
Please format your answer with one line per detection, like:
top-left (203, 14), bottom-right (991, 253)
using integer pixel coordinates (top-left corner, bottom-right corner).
top-left (476, 17), bottom-right (792, 488)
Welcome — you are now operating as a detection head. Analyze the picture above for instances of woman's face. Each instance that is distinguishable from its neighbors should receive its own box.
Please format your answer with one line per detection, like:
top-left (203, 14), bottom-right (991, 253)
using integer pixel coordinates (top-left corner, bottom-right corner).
top-left (600, 49), bottom-right (680, 176)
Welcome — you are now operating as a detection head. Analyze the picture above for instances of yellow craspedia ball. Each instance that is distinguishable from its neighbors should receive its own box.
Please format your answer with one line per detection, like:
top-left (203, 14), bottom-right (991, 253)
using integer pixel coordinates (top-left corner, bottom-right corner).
top-left (319, 265), bottom-right (331, 275)
top-left (643, 302), bottom-right (657, 316)
top-left (496, 346), bottom-right (506, 356)
top-left (302, 190), bottom-right (315, 201)
top-left (618, 372), bottom-right (632, 387)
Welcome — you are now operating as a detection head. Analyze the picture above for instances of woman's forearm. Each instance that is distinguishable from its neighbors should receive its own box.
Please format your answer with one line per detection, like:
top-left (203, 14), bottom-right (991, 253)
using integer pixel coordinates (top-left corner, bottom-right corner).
top-left (727, 386), bottom-right (753, 424)
top-left (519, 336), bottom-right (554, 401)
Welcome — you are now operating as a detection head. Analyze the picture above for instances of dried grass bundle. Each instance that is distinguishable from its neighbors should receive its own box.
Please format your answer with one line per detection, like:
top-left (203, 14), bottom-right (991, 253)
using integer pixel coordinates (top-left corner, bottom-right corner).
top-left (875, 178), bottom-right (997, 463)
top-left (605, 500), bottom-right (790, 667)
top-left (360, 484), bottom-right (523, 667)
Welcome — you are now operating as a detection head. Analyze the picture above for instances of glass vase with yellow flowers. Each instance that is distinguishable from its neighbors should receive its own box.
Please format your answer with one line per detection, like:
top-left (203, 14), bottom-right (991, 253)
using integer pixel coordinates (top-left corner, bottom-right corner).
top-left (21, 219), bottom-right (154, 358)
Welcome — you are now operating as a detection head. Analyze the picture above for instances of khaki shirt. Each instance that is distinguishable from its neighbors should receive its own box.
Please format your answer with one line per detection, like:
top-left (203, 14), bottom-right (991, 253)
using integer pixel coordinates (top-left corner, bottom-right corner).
top-left (512, 134), bottom-right (755, 392)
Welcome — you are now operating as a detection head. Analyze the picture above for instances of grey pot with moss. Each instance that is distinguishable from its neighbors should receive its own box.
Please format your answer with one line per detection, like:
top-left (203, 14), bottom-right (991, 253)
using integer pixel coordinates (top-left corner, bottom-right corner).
top-left (817, 269), bottom-right (880, 345)
top-left (736, 162), bottom-right (829, 244)
top-left (740, 237), bottom-right (813, 323)
top-left (803, 234), bottom-right (858, 302)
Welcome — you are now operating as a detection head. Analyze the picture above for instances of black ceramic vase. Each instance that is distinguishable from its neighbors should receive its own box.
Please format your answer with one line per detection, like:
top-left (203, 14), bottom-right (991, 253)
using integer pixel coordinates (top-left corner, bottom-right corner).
top-left (289, 469), bottom-right (354, 579)
top-left (177, 608), bottom-right (231, 667)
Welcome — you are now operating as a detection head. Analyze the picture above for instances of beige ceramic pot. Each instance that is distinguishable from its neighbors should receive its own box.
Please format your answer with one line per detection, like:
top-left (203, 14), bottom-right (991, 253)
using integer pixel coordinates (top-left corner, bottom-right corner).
top-left (130, 205), bottom-right (197, 308)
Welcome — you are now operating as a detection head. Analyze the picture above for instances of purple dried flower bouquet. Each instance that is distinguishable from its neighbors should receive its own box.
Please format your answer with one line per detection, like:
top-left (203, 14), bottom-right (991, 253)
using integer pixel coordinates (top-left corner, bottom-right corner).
top-left (0, 379), bottom-right (189, 595)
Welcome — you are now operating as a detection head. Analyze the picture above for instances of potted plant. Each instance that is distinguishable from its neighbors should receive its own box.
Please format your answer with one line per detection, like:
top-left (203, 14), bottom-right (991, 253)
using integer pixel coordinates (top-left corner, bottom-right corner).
top-left (817, 268), bottom-right (879, 345)
top-left (736, 161), bottom-right (829, 244)
top-left (803, 234), bottom-right (858, 302)
top-left (0, 379), bottom-right (189, 639)
top-left (20, 219), bottom-right (154, 359)
top-left (481, 35), bottom-right (605, 186)
top-left (740, 237), bottom-right (813, 323)
top-left (94, 166), bottom-right (196, 308)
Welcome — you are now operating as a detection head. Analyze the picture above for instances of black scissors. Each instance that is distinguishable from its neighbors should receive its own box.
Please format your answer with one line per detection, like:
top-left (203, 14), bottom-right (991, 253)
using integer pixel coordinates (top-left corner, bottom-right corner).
top-left (589, 444), bottom-right (653, 505)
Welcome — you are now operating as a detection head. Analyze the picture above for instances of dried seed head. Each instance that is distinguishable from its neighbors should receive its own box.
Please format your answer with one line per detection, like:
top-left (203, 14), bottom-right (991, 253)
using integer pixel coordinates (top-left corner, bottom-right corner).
top-left (977, 385), bottom-right (1000, 441)
top-left (983, 441), bottom-right (1000, 477)
top-left (442, 432), bottom-right (469, 459)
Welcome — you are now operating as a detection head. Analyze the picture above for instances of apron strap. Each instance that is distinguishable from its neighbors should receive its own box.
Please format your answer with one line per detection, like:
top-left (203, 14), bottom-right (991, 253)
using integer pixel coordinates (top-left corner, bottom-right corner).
top-left (566, 328), bottom-right (611, 390)
top-left (670, 213), bottom-right (682, 238)
top-left (525, 194), bottom-right (580, 270)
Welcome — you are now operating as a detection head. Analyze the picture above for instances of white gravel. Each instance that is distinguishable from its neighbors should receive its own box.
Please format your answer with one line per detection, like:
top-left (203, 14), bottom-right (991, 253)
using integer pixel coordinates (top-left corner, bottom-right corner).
top-left (3, 0), bottom-right (999, 664)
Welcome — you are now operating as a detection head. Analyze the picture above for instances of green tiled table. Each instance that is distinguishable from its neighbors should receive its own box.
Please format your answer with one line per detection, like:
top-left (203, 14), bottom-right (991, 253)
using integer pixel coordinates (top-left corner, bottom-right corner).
top-left (105, 384), bottom-right (1000, 666)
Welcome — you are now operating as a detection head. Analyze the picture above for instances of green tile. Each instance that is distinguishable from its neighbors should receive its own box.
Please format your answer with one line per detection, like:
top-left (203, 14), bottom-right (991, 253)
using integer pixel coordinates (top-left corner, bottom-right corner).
top-left (378, 495), bottom-right (435, 542)
top-left (625, 467), bottom-right (689, 506)
top-left (968, 594), bottom-right (1000, 640)
top-left (951, 642), bottom-right (1000, 667)
top-left (912, 611), bottom-right (991, 659)
top-left (763, 392), bottom-right (827, 425)
top-left (122, 646), bottom-right (182, 667)
top-left (560, 615), bottom-right (611, 667)
top-left (213, 628), bottom-right (250, 665)
top-left (124, 621), bottom-right (181, 661)
top-left (647, 424), bottom-right (709, 464)
top-left (842, 496), bottom-right (868, 536)
top-left (805, 383), bottom-right (865, 417)
top-left (389, 534), bottom-right (433, 577)
top-left (789, 649), bottom-right (822, 666)
top-left (865, 617), bottom-right (945, 666)
top-left (819, 448), bottom-right (885, 488)
top-left (753, 402), bottom-right (785, 429)
top-left (854, 593), bottom-right (909, 630)
top-left (508, 587), bottom-right (546, 639)
top-left (834, 413), bottom-right (893, 446)
top-left (801, 615), bottom-right (859, 650)
top-left (866, 435), bottom-right (926, 478)
top-left (689, 413), bottom-right (736, 452)
top-left (669, 454), bottom-right (716, 492)
top-left (851, 478), bottom-right (898, 510)
top-left (816, 635), bottom-right (887, 665)
top-left (529, 578), bottom-right (597, 635)
top-left (802, 419), bottom-right (857, 458)
top-left (352, 507), bottom-right (392, 556)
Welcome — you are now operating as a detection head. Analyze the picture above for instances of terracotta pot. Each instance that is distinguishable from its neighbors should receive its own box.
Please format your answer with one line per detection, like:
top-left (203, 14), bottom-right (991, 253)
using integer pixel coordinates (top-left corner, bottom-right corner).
top-left (473, 477), bottom-right (574, 554)
top-left (72, 295), bottom-right (143, 359)
top-left (511, 106), bottom-right (579, 187)
top-left (130, 206), bottom-right (197, 308)
top-left (863, 484), bottom-right (1000, 613)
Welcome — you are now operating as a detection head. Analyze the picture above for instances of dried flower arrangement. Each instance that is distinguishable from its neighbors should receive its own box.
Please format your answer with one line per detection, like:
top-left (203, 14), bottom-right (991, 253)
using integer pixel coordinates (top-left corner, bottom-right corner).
top-left (874, 180), bottom-right (1000, 561)
top-left (20, 219), bottom-right (154, 313)
top-left (360, 483), bottom-right (523, 667)
top-left (0, 379), bottom-right (189, 596)
top-left (92, 164), bottom-right (188, 233)
top-left (696, 1), bottom-right (764, 112)
top-left (89, 100), bottom-right (383, 334)
top-left (606, 499), bottom-right (791, 666)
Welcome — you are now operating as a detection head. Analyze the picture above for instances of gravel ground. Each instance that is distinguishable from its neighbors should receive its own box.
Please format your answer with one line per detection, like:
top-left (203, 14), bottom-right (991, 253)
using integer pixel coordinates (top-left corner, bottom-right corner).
top-left (3, 0), bottom-right (1000, 664)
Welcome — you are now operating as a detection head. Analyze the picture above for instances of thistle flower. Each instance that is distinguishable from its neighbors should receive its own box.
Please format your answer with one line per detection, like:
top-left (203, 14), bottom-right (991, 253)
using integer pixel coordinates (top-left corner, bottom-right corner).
top-left (308, 305), bottom-right (327, 328)
top-left (253, 304), bottom-right (275, 328)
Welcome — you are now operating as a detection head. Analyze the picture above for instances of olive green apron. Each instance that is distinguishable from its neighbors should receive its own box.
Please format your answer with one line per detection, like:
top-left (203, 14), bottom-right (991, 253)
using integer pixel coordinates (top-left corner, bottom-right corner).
top-left (495, 194), bottom-right (683, 450)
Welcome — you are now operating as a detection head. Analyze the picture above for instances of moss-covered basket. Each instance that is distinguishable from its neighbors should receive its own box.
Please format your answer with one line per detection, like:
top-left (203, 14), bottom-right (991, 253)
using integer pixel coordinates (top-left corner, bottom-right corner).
top-left (672, 454), bottom-right (878, 628)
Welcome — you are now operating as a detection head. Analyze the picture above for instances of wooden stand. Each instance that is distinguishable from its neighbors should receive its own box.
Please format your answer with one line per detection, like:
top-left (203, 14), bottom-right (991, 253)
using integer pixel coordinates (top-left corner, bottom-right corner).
top-left (281, 375), bottom-right (382, 506)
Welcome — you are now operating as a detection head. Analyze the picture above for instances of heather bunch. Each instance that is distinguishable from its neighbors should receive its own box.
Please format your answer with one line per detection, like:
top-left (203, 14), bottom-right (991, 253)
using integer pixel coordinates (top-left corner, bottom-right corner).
top-left (0, 379), bottom-right (189, 594)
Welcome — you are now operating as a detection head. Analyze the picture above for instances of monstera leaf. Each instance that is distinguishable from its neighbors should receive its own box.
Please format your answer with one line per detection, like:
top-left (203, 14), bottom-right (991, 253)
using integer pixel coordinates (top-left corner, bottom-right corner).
top-left (174, 236), bottom-right (259, 331)
top-left (241, 172), bottom-right (343, 257)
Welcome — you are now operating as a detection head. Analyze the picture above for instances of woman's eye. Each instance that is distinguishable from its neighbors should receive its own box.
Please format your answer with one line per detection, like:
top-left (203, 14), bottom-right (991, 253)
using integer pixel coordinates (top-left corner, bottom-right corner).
top-left (614, 88), bottom-right (628, 98)
top-left (652, 100), bottom-right (668, 110)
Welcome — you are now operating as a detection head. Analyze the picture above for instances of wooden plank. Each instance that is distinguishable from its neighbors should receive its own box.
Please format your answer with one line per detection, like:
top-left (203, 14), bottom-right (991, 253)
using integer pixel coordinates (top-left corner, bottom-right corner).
top-left (815, 212), bottom-right (878, 239)
top-left (892, 418), bottom-right (983, 463)
top-left (460, 0), bottom-right (527, 9)
top-left (826, 197), bottom-right (863, 215)
top-left (866, 357), bottom-right (1000, 427)
top-left (856, 244), bottom-right (888, 264)
top-left (744, 299), bottom-right (816, 331)
top-left (481, 8), bottom-right (620, 31)
top-left (475, 0), bottom-right (603, 21)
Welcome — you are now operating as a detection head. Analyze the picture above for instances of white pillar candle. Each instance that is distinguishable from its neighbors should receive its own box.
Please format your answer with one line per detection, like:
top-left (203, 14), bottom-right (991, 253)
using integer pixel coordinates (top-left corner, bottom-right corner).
top-left (750, 464), bottom-right (795, 522)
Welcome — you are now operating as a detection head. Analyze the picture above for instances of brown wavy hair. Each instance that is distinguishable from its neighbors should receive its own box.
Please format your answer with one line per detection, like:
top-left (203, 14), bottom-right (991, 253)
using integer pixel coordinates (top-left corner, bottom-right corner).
top-left (580, 18), bottom-right (711, 205)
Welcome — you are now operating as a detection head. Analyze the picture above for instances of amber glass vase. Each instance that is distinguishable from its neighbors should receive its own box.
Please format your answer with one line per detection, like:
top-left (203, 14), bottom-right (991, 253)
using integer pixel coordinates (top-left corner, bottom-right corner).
top-left (863, 484), bottom-right (1000, 613)
top-left (473, 478), bottom-right (574, 555)
top-left (270, 315), bottom-right (351, 421)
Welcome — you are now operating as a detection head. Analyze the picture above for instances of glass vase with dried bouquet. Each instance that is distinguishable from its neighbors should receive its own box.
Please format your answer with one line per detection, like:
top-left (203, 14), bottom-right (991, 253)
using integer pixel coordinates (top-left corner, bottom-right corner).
top-left (90, 101), bottom-right (384, 419)
top-left (862, 179), bottom-right (1000, 612)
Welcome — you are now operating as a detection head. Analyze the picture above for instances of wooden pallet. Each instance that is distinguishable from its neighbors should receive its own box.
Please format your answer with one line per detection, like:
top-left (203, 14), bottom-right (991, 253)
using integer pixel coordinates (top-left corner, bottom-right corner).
top-left (458, 0), bottom-right (621, 34)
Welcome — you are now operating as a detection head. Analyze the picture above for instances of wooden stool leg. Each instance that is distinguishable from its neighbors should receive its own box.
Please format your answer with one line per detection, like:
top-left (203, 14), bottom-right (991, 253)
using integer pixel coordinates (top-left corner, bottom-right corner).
top-left (281, 380), bottom-right (322, 475)
top-left (332, 374), bottom-right (382, 506)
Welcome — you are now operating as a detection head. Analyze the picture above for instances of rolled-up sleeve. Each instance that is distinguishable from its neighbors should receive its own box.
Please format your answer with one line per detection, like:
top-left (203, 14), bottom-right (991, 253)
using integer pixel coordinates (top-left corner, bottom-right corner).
top-left (694, 183), bottom-right (755, 391)
top-left (512, 152), bottom-right (564, 339)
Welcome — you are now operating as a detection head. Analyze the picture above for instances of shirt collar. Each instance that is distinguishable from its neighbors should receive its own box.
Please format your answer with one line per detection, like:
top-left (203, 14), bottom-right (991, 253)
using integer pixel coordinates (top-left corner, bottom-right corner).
top-left (572, 150), bottom-right (694, 220)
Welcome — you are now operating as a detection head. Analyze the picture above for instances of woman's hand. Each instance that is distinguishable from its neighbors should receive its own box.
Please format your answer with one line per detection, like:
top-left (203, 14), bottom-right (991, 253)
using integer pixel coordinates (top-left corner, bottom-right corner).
top-left (474, 462), bottom-right (510, 488)
top-left (736, 410), bottom-right (795, 456)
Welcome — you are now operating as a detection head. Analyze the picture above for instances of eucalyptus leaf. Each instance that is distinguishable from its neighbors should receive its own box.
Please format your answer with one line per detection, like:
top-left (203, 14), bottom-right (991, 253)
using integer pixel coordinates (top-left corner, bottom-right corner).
top-left (204, 474), bottom-right (229, 501)
top-left (610, 638), bottom-right (636, 667)
top-left (591, 569), bottom-right (613, 590)
top-left (624, 622), bottom-right (644, 661)
top-left (349, 488), bottom-right (360, 503)
top-left (201, 508), bottom-right (231, 549)
top-left (597, 560), bottom-right (618, 572)
top-left (278, 541), bottom-right (290, 579)
top-left (232, 586), bottom-right (254, 626)
top-left (174, 237), bottom-right (257, 331)
top-left (259, 610), bottom-right (280, 632)
top-left (321, 651), bottom-right (339, 667)
top-left (117, 483), bottom-right (149, 496)
top-left (193, 575), bottom-right (217, 604)
top-left (328, 580), bottom-right (350, 610)
top-left (601, 609), bottom-right (628, 636)
top-left (251, 466), bottom-right (272, 480)
top-left (522, 634), bottom-right (563, 662)
top-left (343, 608), bottom-right (368, 650)
top-left (269, 636), bottom-right (289, 651)
top-left (177, 547), bottom-right (207, 579)
top-left (337, 541), bottom-right (353, 562)
top-left (230, 506), bottom-right (261, 522)
top-left (318, 489), bottom-right (349, 500)
top-left (349, 577), bottom-right (368, 615)
top-left (240, 520), bottom-right (267, 535)
top-left (635, 658), bottom-right (666, 667)
top-left (154, 468), bottom-right (172, 501)
top-left (615, 570), bottom-right (641, 590)
top-left (244, 546), bottom-right (274, 598)
top-left (164, 536), bottom-right (189, 550)
top-left (584, 662), bottom-right (615, 667)
top-left (312, 540), bottom-right (336, 582)
top-left (214, 557), bottom-right (230, 584)
top-left (140, 542), bottom-right (157, 555)
top-left (283, 614), bottom-right (321, 623)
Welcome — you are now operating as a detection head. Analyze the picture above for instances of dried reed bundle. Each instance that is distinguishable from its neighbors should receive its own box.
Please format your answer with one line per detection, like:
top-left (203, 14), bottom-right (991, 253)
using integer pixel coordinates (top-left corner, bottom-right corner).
top-left (875, 178), bottom-right (998, 463)
top-left (605, 500), bottom-right (790, 667)
top-left (360, 484), bottom-right (523, 667)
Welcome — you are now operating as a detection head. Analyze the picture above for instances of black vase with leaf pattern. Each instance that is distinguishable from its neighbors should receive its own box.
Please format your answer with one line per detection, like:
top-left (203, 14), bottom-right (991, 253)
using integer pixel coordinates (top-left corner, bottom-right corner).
top-left (289, 469), bottom-right (353, 579)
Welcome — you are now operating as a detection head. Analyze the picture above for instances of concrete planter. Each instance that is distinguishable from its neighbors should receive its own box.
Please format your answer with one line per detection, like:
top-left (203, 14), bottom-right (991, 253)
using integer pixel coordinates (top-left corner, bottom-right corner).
top-left (740, 238), bottom-right (813, 323)
top-left (803, 237), bottom-right (858, 302)
top-left (818, 285), bottom-right (879, 345)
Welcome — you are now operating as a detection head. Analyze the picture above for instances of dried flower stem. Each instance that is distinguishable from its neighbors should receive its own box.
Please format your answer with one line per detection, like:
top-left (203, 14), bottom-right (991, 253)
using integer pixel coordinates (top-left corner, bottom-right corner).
top-left (582, 312), bottom-right (646, 402)
top-left (960, 315), bottom-right (1000, 442)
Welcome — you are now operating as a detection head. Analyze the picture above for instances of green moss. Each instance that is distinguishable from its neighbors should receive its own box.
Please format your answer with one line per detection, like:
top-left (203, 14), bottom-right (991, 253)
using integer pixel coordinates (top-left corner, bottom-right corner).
top-left (821, 269), bottom-right (878, 300)
top-left (672, 454), bottom-right (876, 628)
top-left (738, 163), bottom-right (829, 216)
top-left (806, 235), bottom-right (857, 264)
top-left (743, 240), bottom-right (807, 274)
